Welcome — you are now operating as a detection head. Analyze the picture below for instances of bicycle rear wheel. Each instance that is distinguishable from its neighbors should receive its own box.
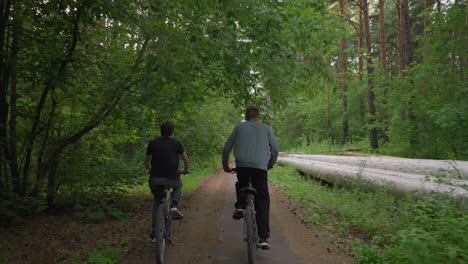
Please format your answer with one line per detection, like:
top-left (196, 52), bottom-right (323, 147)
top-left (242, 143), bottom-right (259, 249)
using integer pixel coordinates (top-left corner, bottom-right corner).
top-left (154, 204), bottom-right (166, 264)
top-left (244, 207), bottom-right (256, 264)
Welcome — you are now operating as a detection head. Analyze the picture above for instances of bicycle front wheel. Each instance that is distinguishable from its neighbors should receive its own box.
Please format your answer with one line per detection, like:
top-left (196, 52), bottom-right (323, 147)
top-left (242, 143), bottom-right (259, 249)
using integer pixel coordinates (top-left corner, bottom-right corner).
top-left (154, 204), bottom-right (166, 264)
top-left (244, 208), bottom-right (256, 264)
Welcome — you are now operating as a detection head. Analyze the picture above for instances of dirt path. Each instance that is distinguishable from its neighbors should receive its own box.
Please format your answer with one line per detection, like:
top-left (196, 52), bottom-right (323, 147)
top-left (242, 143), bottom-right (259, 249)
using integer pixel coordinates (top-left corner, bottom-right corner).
top-left (0, 169), bottom-right (352, 264)
top-left (124, 169), bottom-right (352, 264)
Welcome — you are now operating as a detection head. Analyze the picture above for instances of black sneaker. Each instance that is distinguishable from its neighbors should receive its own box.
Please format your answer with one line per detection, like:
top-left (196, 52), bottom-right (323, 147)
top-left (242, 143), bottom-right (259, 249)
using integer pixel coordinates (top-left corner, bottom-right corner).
top-left (257, 238), bottom-right (271, 250)
top-left (232, 208), bottom-right (245, 220)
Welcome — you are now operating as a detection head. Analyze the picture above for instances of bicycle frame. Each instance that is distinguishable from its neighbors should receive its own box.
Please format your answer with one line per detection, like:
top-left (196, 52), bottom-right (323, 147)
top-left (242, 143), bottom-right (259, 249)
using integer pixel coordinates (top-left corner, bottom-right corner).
top-left (242, 185), bottom-right (259, 264)
top-left (155, 187), bottom-right (174, 264)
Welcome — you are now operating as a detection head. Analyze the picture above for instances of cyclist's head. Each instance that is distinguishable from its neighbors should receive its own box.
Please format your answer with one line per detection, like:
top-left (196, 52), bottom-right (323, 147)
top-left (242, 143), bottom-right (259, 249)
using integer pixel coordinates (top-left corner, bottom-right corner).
top-left (160, 121), bottom-right (174, 137)
top-left (245, 105), bottom-right (260, 120)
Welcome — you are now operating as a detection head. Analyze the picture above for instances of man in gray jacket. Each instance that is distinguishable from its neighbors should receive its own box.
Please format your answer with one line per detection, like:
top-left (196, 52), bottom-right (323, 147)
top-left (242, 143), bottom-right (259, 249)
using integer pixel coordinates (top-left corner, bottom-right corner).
top-left (222, 105), bottom-right (279, 250)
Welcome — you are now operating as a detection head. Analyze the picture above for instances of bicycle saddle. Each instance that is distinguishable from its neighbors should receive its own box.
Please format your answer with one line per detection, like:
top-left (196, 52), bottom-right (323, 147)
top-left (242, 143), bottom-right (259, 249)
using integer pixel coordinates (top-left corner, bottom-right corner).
top-left (241, 187), bottom-right (257, 195)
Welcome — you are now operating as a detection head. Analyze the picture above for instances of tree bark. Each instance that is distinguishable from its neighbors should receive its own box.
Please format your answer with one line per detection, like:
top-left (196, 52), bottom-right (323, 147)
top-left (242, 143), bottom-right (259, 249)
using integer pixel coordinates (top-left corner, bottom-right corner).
top-left (378, 0), bottom-right (389, 144)
top-left (402, 0), bottom-right (412, 67)
top-left (31, 88), bottom-right (57, 197)
top-left (424, 0), bottom-right (431, 39)
top-left (0, 0), bottom-right (12, 192)
top-left (340, 0), bottom-right (349, 144)
top-left (358, 0), bottom-right (366, 128)
top-left (9, 1), bottom-right (19, 194)
top-left (397, 0), bottom-right (405, 75)
top-left (358, 1), bottom-right (364, 81)
top-left (379, 0), bottom-right (386, 67)
top-left (362, 0), bottom-right (378, 150)
top-left (326, 85), bottom-right (331, 138)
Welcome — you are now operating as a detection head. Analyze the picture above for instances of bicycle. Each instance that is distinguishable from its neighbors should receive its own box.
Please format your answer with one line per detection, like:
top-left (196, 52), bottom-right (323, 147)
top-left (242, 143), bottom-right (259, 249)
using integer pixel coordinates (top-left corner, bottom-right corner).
top-left (233, 168), bottom-right (259, 264)
top-left (153, 170), bottom-right (191, 264)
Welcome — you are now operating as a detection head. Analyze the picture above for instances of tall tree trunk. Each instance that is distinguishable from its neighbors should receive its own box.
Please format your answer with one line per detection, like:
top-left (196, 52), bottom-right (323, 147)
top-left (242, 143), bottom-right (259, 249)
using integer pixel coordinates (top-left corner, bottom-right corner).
top-left (423, 0), bottom-right (432, 60)
top-left (421, 0), bottom-right (432, 103)
top-left (46, 152), bottom-right (60, 208)
top-left (402, 0), bottom-right (412, 68)
top-left (379, 0), bottom-right (386, 67)
top-left (326, 85), bottom-right (331, 138)
top-left (379, 0), bottom-right (389, 143)
top-left (397, 0), bottom-right (406, 75)
top-left (358, 0), bottom-right (366, 128)
top-left (363, 0), bottom-right (379, 150)
top-left (340, 0), bottom-right (349, 144)
top-left (0, 0), bottom-right (12, 192)
top-left (31, 92), bottom-right (57, 197)
top-left (400, 0), bottom-right (417, 152)
top-left (9, 1), bottom-right (19, 194)
top-left (358, 1), bottom-right (364, 81)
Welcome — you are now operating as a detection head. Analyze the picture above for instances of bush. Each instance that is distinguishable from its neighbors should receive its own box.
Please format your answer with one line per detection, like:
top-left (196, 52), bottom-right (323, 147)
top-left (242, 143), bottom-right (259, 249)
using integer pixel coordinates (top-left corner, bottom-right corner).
top-left (0, 193), bottom-right (45, 225)
top-left (269, 166), bottom-right (468, 264)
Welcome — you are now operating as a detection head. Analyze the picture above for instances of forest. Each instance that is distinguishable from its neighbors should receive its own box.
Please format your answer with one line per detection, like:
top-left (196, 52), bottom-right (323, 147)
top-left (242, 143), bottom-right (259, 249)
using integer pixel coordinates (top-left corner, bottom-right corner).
top-left (0, 0), bottom-right (466, 263)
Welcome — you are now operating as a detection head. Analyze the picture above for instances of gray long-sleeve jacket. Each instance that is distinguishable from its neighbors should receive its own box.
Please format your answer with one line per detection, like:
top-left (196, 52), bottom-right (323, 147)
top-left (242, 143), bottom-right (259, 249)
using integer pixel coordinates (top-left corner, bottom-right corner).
top-left (222, 119), bottom-right (279, 171)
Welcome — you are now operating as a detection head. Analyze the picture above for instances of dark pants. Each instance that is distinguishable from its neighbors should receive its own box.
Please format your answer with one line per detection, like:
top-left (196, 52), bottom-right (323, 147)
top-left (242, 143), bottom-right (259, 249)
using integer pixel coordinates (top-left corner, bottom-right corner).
top-left (148, 177), bottom-right (182, 235)
top-left (235, 167), bottom-right (270, 239)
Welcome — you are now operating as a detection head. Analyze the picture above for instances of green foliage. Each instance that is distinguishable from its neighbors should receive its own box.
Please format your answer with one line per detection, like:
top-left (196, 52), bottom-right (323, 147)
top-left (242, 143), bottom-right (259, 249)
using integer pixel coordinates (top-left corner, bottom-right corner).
top-left (2, 0), bottom-right (310, 210)
top-left (73, 242), bottom-right (121, 264)
top-left (273, 2), bottom-right (467, 160)
top-left (270, 166), bottom-right (468, 264)
top-left (73, 201), bottom-right (127, 223)
top-left (0, 193), bottom-right (45, 225)
top-left (180, 155), bottom-right (222, 193)
top-left (352, 241), bottom-right (385, 264)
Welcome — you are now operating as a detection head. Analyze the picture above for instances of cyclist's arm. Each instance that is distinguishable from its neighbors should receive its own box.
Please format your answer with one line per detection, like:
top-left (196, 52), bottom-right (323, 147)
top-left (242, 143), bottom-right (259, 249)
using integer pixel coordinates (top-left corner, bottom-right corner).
top-left (222, 128), bottom-right (237, 172)
top-left (267, 127), bottom-right (279, 169)
top-left (181, 152), bottom-right (190, 173)
top-left (144, 155), bottom-right (152, 171)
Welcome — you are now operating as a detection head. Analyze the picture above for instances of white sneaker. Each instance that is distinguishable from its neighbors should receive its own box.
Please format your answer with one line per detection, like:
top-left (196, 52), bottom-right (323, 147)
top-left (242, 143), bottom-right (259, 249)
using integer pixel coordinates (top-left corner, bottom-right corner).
top-left (232, 208), bottom-right (245, 220)
top-left (171, 207), bottom-right (184, 219)
top-left (257, 238), bottom-right (271, 250)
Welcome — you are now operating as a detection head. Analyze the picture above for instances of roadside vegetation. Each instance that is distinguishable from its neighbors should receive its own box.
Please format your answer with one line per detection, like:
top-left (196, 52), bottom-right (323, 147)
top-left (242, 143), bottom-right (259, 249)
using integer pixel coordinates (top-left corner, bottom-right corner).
top-left (270, 165), bottom-right (468, 264)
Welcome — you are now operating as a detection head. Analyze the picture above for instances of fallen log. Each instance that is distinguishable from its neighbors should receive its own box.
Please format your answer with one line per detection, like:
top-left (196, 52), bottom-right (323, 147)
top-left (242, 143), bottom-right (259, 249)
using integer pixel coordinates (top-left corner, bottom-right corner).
top-left (337, 148), bottom-right (363, 152)
top-left (281, 154), bottom-right (468, 180)
top-left (277, 155), bottom-right (468, 208)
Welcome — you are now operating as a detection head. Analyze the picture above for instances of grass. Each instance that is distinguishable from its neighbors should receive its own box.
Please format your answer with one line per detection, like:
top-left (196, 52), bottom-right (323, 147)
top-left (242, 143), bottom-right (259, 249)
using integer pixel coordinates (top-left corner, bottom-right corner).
top-left (180, 156), bottom-right (221, 192)
top-left (285, 139), bottom-right (370, 156)
top-left (269, 165), bottom-right (468, 264)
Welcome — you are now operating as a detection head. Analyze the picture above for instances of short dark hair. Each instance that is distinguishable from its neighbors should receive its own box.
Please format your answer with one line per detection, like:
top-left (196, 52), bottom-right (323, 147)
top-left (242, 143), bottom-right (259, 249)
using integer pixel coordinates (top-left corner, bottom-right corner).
top-left (245, 105), bottom-right (259, 120)
top-left (160, 121), bottom-right (174, 137)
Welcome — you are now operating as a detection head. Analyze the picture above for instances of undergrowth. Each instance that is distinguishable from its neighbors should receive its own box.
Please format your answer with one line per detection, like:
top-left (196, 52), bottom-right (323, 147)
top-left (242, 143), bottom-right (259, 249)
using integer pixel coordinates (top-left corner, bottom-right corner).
top-left (269, 165), bottom-right (468, 264)
top-left (73, 242), bottom-right (121, 264)
top-left (284, 139), bottom-right (370, 156)
top-left (67, 154), bottom-right (220, 222)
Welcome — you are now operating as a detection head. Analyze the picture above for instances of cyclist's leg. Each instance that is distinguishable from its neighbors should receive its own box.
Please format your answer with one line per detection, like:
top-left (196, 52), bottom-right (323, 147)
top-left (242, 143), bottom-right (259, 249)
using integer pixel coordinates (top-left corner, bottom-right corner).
top-left (251, 168), bottom-right (270, 239)
top-left (149, 178), bottom-right (165, 237)
top-left (235, 167), bottom-right (251, 210)
top-left (170, 181), bottom-right (182, 208)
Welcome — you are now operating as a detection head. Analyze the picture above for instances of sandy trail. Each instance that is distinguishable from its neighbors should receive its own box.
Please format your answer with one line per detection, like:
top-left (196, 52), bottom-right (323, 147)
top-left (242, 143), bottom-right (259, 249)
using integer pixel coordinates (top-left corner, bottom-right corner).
top-left (124, 169), bottom-right (352, 264)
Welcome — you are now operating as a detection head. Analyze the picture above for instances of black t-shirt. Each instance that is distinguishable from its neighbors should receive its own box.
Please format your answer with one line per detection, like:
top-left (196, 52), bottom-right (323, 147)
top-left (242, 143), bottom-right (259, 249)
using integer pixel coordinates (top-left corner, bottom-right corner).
top-left (146, 137), bottom-right (184, 179)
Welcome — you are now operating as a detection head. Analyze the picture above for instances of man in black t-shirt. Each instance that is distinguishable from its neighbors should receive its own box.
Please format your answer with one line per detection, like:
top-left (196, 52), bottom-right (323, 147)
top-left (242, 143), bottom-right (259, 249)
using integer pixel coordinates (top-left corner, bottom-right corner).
top-left (144, 121), bottom-right (189, 241)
